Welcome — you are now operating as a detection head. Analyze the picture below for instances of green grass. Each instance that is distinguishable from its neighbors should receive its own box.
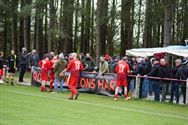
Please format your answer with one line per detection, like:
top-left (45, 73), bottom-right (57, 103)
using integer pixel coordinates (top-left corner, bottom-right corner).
top-left (0, 85), bottom-right (188, 125)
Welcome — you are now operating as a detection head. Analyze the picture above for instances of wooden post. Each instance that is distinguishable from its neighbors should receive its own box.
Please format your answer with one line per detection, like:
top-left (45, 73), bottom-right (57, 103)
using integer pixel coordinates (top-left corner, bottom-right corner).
top-left (134, 75), bottom-right (140, 99)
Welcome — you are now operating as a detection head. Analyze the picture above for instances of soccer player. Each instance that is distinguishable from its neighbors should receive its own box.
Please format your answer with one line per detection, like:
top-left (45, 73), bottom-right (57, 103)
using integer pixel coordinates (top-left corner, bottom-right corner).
top-left (49, 52), bottom-right (59, 92)
top-left (0, 52), bottom-right (4, 80)
top-left (61, 53), bottom-right (84, 100)
top-left (114, 57), bottom-right (131, 101)
top-left (7, 50), bottom-right (17, 85)
top-left (38, 54), bottom-right (51, 92)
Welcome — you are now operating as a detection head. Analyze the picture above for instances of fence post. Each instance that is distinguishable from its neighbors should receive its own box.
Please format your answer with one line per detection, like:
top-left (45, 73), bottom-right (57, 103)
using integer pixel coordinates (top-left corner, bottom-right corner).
top-left (186, 79), bottom-right (188, 105)
top-left (134, 75), bottom-right (140, 99)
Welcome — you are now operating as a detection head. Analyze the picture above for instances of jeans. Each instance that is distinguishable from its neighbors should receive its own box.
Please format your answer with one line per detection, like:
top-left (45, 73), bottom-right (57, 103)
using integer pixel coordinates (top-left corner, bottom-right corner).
top-left (170, 81), bottom-right (179, 103)
top-left (142, 78), bottom-right (149, 98)
top-left (55, 78), bottom-right (64, 92)
top-left (148, 79), bottom-right (153, 95)
top-left (161, 81), bottom-right (168, 102)
top-left (129, 79), bottom-right (135, 93)
top-left (152, 80), bottom-right (160, 101)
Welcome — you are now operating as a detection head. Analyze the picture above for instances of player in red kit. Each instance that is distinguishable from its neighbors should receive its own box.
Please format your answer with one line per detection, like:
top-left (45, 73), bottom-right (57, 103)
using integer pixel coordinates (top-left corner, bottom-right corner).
top-left (114, 57), bottom-right (131, 101)
top-left (49, 53), bottom-right (59, 92)
top-left (38, 54), bottom-right (51, 92)
top-left (61, 53), bottom-right (84, 100)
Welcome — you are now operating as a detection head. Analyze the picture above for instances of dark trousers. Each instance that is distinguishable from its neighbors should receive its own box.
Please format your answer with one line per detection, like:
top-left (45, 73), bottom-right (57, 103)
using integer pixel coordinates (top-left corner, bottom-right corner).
top-left (19, 65), bottom-right (26, 82)
top-left (181, 83), bottom-right (186, 104)
top-left (170, 82), bottom-right (179, 103)
top-left (153, 80), bottom-right (160, 101)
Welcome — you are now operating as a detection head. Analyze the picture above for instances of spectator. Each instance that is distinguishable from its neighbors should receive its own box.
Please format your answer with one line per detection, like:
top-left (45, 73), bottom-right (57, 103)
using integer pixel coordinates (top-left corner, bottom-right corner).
top-left (133, 57), bottom-right (150, 98)
top-left (54, 53), bottom-right (67, 93)
top-left (83, 53), bottom-right (95, 72)
top-left (176, 60), bottom-right (188, 104)
top-left (159, 58), bottom-right (171, 102)
top-left (148, 59), bottom-right (160, 101)
top-left (18, 47), bottom-right (28, 83)
top-left (170, 59), bottom-right (181, 103)
top-left (29, 50), bottom-right (40, 68)
top-left (99, 57), bottom-right (109, 75)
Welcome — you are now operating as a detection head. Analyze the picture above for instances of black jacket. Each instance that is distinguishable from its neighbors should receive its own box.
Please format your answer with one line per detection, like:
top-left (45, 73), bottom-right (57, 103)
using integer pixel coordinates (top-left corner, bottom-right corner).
top-left (176, 65), bottom-right (188, 80)
top-left (148, 63), bottom-right (160, 77)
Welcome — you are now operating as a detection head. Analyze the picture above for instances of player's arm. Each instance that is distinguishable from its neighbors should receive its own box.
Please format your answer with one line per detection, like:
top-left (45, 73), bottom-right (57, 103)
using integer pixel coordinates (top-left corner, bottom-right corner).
top-left (60, 60), bottom-right (72, 75)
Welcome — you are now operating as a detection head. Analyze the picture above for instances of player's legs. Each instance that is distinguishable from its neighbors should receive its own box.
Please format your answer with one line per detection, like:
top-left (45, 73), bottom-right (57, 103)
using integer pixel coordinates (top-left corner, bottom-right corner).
top-left (122, 79), bottom-right (131, 100)
top-left (114, 80), bottom-right (121, 100)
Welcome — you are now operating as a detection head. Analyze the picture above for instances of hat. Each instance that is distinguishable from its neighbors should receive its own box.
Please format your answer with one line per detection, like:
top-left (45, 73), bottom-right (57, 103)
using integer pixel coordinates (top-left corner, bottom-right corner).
top-left (105, 54), bottom-right (110, 60)
top-left (182, 60), bottom-right (188, 65)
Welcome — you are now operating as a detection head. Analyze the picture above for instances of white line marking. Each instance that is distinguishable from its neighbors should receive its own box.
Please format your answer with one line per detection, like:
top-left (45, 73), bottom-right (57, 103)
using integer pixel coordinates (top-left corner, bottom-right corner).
top-left (2, 90), bottom-right (188, 121)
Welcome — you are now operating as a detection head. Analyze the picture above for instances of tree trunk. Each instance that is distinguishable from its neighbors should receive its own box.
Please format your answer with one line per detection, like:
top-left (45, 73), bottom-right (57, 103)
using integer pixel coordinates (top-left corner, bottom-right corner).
top-left (35, 0), bottom-right (44, 58)
top-left (84, 0), bottom-right (91, 53)
top-left (107, 0), bottom-right (116, 56)
top-left (19, 0), bottom-right (24, 52)
top-left (121, 0), bottom-right (132, 57)
top-left (136, 0), bottom-right (142, 47)
top-left (62, 0), bottom-right (74, 54)
top-left (11, 0), bottom-right (18, 54)
top-left (96, 0), bottom-right (108, 65)
top-left (44, 3), bottom-right (48, 53)
top-left (163, 0), bottom-right (174, 47)
top-left (48, 0), bottom-right (56, 52)
top-left (73, 0), bottom-right (79, 52)
top-left (183, 0), bottom-right (188, 43)
top-left (143, 0), bottom-right (152, 48)
top-left (90, 0), bottom-right (95, 56)
top-left (80, 0), bottom-right (85, 53)
top-left (23, 0), bottom-right (31, 52)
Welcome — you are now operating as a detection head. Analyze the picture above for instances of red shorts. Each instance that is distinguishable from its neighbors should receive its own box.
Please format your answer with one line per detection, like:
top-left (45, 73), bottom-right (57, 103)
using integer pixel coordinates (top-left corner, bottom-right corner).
top-left (0, 69), bottom-right (3, 76)
top-left (41, 69), bottom-right (48, 81)
top-left (116, 79), bottom-right (127, 87)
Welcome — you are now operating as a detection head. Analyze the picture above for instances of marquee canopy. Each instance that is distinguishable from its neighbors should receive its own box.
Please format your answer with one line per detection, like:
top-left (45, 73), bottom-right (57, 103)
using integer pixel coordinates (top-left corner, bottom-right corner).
top-left (126, 45), bottom-right (188, 57)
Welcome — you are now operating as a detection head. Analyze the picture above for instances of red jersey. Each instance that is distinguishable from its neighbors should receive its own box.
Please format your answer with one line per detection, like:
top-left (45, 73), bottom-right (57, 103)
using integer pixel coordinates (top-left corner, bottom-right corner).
top-left (115, 60), bottom-right (130, 75)
top-left (50, 57), bottom-right (58, 68)
top-left (38, 59), bottom-right (51, 70)
top-left (67, 59), bottom-right (84, 72)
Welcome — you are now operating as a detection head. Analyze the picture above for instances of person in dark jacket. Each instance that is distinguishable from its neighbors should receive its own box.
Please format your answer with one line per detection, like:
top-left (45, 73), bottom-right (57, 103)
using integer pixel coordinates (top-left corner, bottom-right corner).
top-left (176, 60), bottom-right (188, 104)
top-left (158, 58), bottom-right (171, 102)
top-left (29, 50), bottom-right (40, 68)
top-left (147, 59), bottom-right (160, 101)
top-left (18, 47), bottom-right (28, 82)
top-left (133, 57), bottom-right (151, 98)
top-left (170, 59), bottom-right (182, 104)
top-left (83, 53), bottom-right (95, 72)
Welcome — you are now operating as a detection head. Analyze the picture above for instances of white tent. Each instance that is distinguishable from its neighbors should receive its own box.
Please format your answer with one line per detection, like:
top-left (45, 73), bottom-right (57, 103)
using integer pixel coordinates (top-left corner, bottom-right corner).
top-left (126, 45), bottom-right (188, 57)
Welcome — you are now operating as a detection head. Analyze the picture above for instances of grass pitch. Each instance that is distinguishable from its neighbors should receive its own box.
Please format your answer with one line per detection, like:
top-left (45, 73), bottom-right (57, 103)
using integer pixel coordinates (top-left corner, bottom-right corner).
top-left (0, 85), bottom-right (188, 125)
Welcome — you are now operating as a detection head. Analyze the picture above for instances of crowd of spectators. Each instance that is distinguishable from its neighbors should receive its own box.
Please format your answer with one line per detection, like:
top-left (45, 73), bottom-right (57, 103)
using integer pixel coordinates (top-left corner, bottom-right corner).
top-left (0, 49), bottom-right (188, 104)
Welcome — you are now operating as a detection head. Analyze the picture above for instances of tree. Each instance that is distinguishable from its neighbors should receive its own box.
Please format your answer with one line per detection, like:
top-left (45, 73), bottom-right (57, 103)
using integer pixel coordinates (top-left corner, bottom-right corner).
top-left (11, 0), bottom-right (18, 54)
top-left (121, 0), bottom-right (133, 57)
top-left (143, 0), bottom-right (152, 48)
top-left (35, 0), bottom-right (45, 57)
top-left (48, 0), bottom-right (56, 52)
top-left (183, 0), bottom-right (188, 43)
top-left (62, 0), bottom-right (74, 53)
top-left (163, 0), bottom-right (174, 47)
top-left (96, 0), bottom-right (108, 64)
